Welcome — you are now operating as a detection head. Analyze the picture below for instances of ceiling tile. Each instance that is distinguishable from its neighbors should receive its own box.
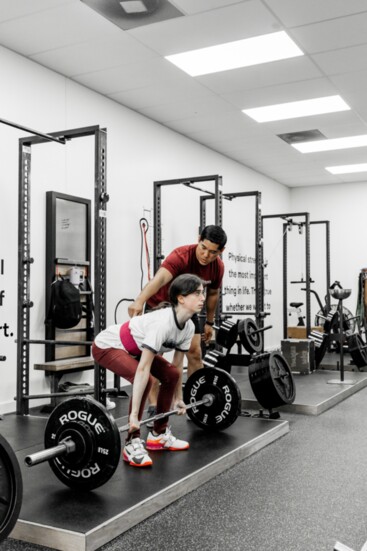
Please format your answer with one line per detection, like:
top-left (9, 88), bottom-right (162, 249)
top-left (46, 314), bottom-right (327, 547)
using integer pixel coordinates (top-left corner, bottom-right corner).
top-left (263, 0), bottom-right (367, 28)
top-left (222, 77), bottom-right (337, 109)
top-left (0, 0), bottom-right (76, 22)
top-left (128, 0), bottom-right (281, 55)
top-left (312, 44), bottom-right (367, 76)
top-left (197, 57), bottom-right (322, 95)
top-left (0, 2), bottom-right (115, 56)
top-left (261, 111), bottom-right (364, 138)
top-left (139, 95), bottom-right (236, 124)
top-left (73, 57), bottom-right (188, 94)
top-left (171, 0), bottom-right (248, 16)
top-left (31, 36), bottom-right (156, 77)
top-left (291, 12), bottom-right (367, 54)
top-left (330, 69), bottom-right (367, 93)
top-left (108, 77), bottom-right (210, 110)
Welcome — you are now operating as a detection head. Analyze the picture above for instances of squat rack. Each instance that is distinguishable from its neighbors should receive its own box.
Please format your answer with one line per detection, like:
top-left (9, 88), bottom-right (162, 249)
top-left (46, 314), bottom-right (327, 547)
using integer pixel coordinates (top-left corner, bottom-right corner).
top-left (262, 212), bottom-right (311, 339)
top-left (310, 220), bottom-right (331, 314)
top-left (200, 191), bottom-right (263, 325)
top-left (153, 175), bottom-right (223, 273)
top-left (16, 125), bottom-right (108, 415)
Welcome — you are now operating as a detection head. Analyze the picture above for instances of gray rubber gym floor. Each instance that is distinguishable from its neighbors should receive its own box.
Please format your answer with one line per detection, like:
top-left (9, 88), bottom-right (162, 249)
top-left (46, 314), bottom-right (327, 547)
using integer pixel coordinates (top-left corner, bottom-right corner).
top-left (3, 383), bottom-right (367, 551)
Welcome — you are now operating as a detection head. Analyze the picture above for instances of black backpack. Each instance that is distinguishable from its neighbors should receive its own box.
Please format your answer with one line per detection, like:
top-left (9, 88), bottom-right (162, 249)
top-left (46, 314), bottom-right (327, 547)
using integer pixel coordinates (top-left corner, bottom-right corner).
top-left (46, 278), bottom-right (82, 329)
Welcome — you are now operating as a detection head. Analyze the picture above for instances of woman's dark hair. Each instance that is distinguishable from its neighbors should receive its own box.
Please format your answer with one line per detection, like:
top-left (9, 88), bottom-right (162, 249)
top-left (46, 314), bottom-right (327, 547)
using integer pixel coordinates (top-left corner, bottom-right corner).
top-left (200, 225), bottom-right (227, 249)
top-left (169, 274), bottom-right (205, 305)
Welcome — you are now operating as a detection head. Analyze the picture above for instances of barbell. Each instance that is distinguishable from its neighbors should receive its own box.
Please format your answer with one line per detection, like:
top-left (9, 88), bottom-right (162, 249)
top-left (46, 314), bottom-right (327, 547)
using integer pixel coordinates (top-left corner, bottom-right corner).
top-left (24, 368), bottom-right (242, 491)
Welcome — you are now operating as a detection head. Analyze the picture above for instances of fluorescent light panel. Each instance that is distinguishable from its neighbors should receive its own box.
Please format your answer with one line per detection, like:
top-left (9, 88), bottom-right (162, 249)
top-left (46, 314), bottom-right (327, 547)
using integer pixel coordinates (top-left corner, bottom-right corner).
top-left (326, 163), bottom-right (367, 174)
top-left (243, 95), bottom-right (350, 122)
top-left (165, 31), bottom-right (303, 77)
top-left (292, 134), bottom-right (367, 153)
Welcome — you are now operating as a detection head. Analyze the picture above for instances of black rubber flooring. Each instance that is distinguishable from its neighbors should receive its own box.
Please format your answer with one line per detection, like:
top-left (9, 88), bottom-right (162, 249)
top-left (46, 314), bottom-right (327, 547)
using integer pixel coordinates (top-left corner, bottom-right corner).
top-left (3, 362), bottom-right (367, 551)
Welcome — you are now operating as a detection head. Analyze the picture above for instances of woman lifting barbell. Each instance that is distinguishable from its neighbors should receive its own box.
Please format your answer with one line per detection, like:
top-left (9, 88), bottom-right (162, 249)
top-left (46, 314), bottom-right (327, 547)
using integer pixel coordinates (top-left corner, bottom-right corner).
top-left (92, 274), bottom-right (206, 468)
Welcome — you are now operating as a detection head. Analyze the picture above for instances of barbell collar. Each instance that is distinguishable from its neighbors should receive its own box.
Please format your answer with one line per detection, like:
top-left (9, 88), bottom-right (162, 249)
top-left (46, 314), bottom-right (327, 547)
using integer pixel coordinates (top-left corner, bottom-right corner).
top-left (25, 438), bottom-right (76, 467)
top-left (118, 395), bottom-right (213, 433)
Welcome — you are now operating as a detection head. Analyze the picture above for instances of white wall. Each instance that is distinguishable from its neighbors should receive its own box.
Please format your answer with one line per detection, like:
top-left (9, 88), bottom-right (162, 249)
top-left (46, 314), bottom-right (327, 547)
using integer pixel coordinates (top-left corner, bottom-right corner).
top-left (0, 45), bottom-right (291, 413)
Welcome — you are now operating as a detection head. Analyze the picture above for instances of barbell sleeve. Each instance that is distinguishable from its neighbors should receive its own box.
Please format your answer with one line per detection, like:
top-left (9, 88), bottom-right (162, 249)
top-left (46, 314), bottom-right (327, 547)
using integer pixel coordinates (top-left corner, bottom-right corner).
top-left (25, 438), bottom-right (76, 467)
top-left (118, 395), bottom-right (214, 433)
top-left (248, 324), bottom-right (273, 336)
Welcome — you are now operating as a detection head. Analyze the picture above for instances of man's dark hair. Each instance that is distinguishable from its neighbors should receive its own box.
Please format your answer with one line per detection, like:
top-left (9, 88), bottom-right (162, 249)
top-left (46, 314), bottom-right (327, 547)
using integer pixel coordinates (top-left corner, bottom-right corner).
top-left (200, 225), bottom-right (227, 249)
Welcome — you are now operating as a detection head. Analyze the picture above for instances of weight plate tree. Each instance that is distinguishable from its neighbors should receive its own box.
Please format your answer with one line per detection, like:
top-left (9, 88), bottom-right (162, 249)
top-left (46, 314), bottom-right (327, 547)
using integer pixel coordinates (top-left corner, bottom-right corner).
top-left (25, 369), bottom-right (242, 491)
top-left (0, 434), bottom-right (23, 542)
top-left (249, 352), bottom-right (296, 410)
top-left (184, 367), bottom-right (241, 430)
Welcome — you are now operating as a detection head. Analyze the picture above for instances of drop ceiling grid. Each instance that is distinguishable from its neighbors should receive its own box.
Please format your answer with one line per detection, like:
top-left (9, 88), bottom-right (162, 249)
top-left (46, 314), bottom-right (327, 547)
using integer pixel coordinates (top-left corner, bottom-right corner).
top-left (263, 0), bottom-right (367, 28)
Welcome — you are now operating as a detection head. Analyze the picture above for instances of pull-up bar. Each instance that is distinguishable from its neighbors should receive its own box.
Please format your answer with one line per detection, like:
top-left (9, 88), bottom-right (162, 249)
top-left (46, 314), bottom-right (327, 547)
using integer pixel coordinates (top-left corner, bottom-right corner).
top-left (184, 182), bottom-right (232, 201)
top-left (0, 117), bottom-right (66, 144)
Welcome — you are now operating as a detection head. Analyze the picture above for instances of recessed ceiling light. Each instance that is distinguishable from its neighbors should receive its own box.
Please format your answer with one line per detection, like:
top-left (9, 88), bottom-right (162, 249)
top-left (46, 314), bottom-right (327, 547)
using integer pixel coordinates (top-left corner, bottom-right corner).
top-left (165, 31), bottom-right (303, 77)
top-left (243, 95), bottom-right (350, 122)
top-left (325, 163), bottom-right (367, 174)
top-left (292, 135), bottom-right (367, 153)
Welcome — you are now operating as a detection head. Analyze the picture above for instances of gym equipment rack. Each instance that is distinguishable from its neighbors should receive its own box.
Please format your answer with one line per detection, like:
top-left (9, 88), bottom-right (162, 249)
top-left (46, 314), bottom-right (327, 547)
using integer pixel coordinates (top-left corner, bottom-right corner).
top-left (17, 125), bottom-right (108, 415)
top-left (200, 191), bottom-right (263, 325)
top-left (153, 175), bottom-right (223, 274)
top-left (262, 212), bottom-right (311, 338)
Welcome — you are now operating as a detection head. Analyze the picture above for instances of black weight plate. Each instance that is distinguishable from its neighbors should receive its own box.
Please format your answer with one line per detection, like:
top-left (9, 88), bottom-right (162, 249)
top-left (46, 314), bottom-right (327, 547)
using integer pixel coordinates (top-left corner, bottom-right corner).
top-left (45, 397), bottom-right (121, 491)
top-left (216, 321), bottom-right (238, 350)
top-left (348, 333), bottom-right (367, 369)
top-left (238, 318), bottom-right (263, 354)
top-left (0, 434), bottom-right (23, 542)
top-left (309, 330), bottom-right (329, 367)
top-left (249, 352), bottom-right (296, 409)
top-left (184, 367), bottom-right (241, 430)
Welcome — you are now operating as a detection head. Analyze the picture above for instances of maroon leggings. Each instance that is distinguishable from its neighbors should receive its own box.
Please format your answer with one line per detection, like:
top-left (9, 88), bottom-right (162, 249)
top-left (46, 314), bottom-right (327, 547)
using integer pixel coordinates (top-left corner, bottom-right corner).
top-left (92, 343), bottom-right (179, 439)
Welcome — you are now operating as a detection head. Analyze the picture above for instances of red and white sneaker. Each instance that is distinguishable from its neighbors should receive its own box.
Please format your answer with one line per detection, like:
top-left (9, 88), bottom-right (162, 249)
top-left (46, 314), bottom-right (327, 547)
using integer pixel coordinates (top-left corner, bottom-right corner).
top-left (146, 427), bottom-right (189, 451)
top-left (123, 438), bottom-right (153, 467)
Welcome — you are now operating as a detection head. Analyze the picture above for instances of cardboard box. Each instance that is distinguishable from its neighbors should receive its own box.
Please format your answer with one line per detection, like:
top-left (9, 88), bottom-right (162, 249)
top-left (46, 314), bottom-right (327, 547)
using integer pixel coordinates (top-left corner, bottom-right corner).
top-left (281, 339), bottom-right (315, 374)
top-left (287, 326), bottom-right (323, 339)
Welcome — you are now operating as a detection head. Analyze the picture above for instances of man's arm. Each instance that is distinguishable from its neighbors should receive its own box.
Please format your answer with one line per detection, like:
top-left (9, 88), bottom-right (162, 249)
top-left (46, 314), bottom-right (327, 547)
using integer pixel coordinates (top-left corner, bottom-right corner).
top-left (128, 267), bottom-right (173, 317)
top-left (203, 288), bottom-right (220, 343)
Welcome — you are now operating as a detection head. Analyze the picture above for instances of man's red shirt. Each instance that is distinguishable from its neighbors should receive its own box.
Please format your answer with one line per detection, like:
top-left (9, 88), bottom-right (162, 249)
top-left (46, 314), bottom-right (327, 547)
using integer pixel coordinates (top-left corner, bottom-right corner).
top-left (147, 244), bottom-right (224, 308)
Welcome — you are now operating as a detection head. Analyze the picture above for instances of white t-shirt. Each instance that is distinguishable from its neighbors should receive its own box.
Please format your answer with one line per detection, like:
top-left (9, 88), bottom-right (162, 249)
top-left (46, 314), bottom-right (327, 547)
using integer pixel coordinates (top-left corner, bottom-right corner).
top-left (94, 307), bottom-right (194, 355)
